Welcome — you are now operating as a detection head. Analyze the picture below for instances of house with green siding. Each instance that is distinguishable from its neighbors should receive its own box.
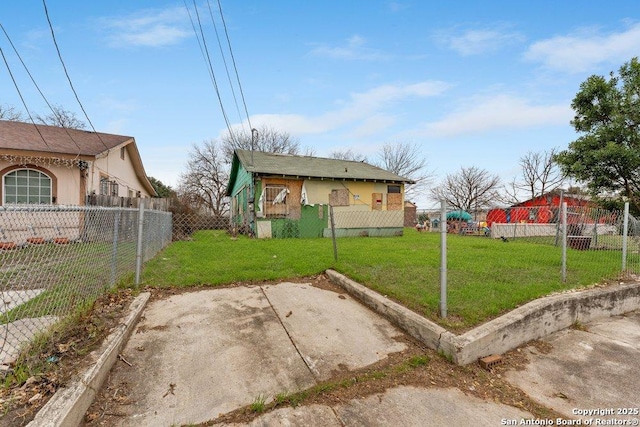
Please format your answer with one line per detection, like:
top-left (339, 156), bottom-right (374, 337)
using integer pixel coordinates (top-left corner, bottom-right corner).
top-left (225, 149), bottom-right (414, 238)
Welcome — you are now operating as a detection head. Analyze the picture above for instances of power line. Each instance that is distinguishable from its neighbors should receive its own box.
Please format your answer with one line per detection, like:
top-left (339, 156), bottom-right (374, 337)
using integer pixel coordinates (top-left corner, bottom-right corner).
top-left (0, 22), bottom-right (83, 154)
top-left (0, 45), bottom-right (52, 150)
top-left (42, 0), bottom-right (110, 151)
top-left (206, 0), bottom-right (245, 135)
top-left (217, 0), bottom-right (253, 131)
top-left (194, 0), bottom-right (238, 144)
top-left (186, 0), bottom-right (238, 144)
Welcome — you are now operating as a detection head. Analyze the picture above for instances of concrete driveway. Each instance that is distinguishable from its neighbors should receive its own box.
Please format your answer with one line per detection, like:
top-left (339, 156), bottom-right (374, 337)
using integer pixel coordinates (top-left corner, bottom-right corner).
top-left (90, 281), bottom-right (534, 427)
top-left (100, 282), bottom-right (409, 426)
top-left (79, 279), bottom-right (640, 427)
top-left (505, 310), bottom-right (640, 424)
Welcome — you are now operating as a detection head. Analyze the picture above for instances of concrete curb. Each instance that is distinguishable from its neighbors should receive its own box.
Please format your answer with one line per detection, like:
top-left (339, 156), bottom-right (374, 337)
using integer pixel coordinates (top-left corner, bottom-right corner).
top-left (27, 292), bottom-right (150, 427)
top-left (325, 270), bottom-right (640, 365)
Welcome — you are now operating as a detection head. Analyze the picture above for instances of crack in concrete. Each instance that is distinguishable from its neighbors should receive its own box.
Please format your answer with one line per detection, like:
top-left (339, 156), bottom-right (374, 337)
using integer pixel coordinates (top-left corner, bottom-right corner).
top-left (259, 285), bottom-right (319, 383)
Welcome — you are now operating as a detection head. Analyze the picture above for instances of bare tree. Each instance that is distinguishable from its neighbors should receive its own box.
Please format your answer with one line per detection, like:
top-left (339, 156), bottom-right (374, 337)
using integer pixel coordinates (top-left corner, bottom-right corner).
top-left (375, 142), bottom-right (433, 201)
top-left (178, 140), bottom-right (229, 216)
top-left (35, 105), bottom-right (86, 129)
top-left (329, 149), bottom-right (368, 162)
top-left (430, 166), bottom-right (501, 211)
top-left (503, 148), bottom-right (565, 203)
top-left (221, 125), bottom-right (301, 160)
top-left (0, 104), bottom-right (23, 121)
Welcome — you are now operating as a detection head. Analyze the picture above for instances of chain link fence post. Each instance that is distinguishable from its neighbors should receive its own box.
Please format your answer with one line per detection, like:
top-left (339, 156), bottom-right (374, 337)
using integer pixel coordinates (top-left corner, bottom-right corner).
top-left (561, 201), bottom-right (567, 283)
top-left (135, 201), bottom-right (145, 287)
top-left (110, 210), bottom-right (121, 287)
top-left (622, 202), bottom-right (630, 272)
top-left (329, 205), bottom-right (338, 261)
top-left (439, 200), bottom-right (447, 319)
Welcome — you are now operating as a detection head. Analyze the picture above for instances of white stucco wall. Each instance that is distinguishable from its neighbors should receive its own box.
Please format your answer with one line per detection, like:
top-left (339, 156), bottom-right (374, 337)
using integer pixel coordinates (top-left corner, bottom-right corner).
top-left (88, 144), bottom-right (152, 198)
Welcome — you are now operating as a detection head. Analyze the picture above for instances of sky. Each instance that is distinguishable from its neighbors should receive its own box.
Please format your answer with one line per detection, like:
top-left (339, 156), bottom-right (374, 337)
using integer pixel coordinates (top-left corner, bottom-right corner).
top-left (1, 1), bottom-right (639, 209)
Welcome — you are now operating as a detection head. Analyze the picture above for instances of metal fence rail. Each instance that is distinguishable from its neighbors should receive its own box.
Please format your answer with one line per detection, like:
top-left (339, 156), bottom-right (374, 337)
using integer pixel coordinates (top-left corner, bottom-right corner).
top-left (0, 204), bottom-right (172, 366)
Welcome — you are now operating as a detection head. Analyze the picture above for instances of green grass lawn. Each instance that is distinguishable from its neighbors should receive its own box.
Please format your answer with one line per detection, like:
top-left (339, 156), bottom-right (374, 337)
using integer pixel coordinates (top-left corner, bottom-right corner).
top-left (141, 229), bottom-right (628, 331)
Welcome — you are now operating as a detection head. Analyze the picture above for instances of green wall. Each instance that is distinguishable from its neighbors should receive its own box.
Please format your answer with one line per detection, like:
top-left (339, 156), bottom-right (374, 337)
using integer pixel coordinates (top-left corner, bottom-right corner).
top-left (259, 204), bottom-right (328, 238)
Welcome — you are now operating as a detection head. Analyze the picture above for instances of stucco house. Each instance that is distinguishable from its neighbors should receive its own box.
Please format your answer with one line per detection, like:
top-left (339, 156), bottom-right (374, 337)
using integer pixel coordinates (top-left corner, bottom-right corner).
top-left (0, 120), bottom-right (156, 207)
top-left (226, 149), bottom-right (414, 238)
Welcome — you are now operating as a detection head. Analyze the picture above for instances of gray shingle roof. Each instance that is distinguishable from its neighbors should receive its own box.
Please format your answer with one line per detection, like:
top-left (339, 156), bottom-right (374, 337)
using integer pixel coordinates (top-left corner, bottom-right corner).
top-left (235, 149), bottom-right (414, 183)
top-left (0, 120), bottom-right (132, 156)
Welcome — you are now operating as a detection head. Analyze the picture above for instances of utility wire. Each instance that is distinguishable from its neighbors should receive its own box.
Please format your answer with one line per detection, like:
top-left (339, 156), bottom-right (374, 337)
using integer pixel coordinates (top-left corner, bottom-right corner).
top-left (188, 0), bottom-right (238, 144)
top-left (0, 22), bottom-right (83, 154)
top-left (206, 0), bottom-right (245, 136)
top-left (0, 45), bottom-right (52, 150)
top-left (217, 0), bottom-right (253, 131)
top-left (42, 0), bottom-right (109, 151)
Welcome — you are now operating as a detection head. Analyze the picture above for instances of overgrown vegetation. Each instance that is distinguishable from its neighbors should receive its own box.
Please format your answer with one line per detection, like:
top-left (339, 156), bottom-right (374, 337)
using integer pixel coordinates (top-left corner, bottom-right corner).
top-left (0, 287), bottom-right (134, 421)
top-left (141, 229), bottom-right (627, 330)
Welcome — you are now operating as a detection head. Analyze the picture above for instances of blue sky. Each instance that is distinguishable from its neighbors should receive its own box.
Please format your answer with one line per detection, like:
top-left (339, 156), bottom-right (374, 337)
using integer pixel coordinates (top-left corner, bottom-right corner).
top-left (1, 1), bottom-right (639, 208)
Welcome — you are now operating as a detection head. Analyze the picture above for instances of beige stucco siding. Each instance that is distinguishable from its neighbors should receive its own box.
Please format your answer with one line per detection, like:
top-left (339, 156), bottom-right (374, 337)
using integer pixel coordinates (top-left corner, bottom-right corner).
top-left (304, 180), bottom-right (404, 209)
top-left (1, 142), bottom-right (151, 207)
top-left (0, 160), bottom-right (83, 205)
top-left (89, 144), bottom-right (152, 198)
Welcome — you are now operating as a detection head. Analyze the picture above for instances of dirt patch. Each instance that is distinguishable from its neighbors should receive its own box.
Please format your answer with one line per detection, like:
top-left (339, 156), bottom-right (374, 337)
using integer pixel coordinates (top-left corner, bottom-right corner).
top-left (0, 289), bottom-right (134, 427)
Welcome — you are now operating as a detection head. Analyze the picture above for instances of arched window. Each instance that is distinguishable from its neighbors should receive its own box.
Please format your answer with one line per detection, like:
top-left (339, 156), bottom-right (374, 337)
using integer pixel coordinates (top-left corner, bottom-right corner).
top-left (3, 168), bottom-right (52, 204)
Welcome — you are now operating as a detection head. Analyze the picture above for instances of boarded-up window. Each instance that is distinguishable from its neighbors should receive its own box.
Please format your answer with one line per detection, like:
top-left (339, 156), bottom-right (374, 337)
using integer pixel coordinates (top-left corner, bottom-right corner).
top-left (388, 193), bottom-right (402, 210)
top-left (264, 185), bottom-right (289, 217)
top-left (372, 192), bottom-right (383, 210)
top-left (329, 189), bottom-right (349, 206)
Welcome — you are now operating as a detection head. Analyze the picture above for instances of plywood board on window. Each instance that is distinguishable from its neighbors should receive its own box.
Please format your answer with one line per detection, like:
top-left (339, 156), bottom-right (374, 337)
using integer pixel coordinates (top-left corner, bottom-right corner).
top-left (261, 178), bottom-right (303, 219)
top-left (329, 189), bottom-right (349, 206)
top-left (387, 193), bottom-right (402, 211)
top-left (371, 193), bottom-right (383, 210)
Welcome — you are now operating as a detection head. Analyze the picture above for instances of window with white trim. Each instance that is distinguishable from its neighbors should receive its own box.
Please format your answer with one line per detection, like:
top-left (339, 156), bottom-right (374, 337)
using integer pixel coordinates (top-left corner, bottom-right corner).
top-left (3, 169), bottom-right (52, 204)
top-left (99, 176), bottom-right (118, 196)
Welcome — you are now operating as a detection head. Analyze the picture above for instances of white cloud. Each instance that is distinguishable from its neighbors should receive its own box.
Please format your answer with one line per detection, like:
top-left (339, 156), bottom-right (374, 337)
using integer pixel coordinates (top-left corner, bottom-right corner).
top-left (348, 114), bottom-right (397, 138)
top-left (227, 80), bottom-right (450, 137)
top-left (421, 94), bottom-right (571, 137)
top-left (435, 26), bottom-right (524, 56)
top-left (309, 35), bottom-right (389, 60)
top-left (387, 2), bottom-right (409, 13)
top-left (525, 23), bottom-right (640, 73)
top-left (100, 7), bottom-right (191, 48)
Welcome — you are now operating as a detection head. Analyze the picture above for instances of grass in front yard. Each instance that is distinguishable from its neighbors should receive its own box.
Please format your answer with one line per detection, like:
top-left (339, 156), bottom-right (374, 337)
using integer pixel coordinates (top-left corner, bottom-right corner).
top-left (142, 230), bottom-right (336, 286)
top-left (141, 229), bottom-right (625, 330)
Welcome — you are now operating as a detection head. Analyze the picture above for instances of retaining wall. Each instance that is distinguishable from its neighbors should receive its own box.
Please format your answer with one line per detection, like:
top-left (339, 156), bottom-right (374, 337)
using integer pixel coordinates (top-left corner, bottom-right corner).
top-left (326, 270), bottom-right (640, 365)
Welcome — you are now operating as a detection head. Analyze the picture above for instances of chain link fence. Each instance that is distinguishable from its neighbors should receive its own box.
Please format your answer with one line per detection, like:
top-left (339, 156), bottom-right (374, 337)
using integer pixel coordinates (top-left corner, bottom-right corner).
top-left (0, 204), bottom-right (172, 366)
top-left (426, 202), bottom-right (640, 279)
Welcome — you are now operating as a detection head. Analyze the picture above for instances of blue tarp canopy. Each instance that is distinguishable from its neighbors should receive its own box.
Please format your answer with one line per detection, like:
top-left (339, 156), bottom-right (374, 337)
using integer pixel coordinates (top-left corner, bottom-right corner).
top-left (446, 210), bottom-right (472, 221)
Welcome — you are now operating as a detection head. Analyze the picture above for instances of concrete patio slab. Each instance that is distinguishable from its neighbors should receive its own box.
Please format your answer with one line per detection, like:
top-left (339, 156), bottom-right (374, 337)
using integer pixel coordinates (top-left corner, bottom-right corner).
top-left (0, 315), bottom-right (58, 365)
top-left (0, 289), bottom-right (46, 315)
top-left (505, 311), bottom-right (640, 422)
top-left (105, 286), bottom-right (315, 427)
top-left (96, 281), bottom-right (408, 426)
top-left (222, 386), bottom-right (534, 427)
top-left (263, 282), bottom-right (407, 380)
top-left (335, 386), bottom-right (533, 426)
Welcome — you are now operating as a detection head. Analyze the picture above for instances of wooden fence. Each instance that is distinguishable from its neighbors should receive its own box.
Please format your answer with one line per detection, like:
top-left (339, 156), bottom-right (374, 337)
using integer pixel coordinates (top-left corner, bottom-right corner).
top-left (86, 194), bottom-right (170, 211)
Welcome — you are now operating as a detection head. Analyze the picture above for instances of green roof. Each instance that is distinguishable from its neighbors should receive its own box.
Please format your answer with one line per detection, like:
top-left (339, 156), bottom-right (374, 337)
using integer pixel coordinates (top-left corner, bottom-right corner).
top-left (234, 149), bottom-right (414, 183)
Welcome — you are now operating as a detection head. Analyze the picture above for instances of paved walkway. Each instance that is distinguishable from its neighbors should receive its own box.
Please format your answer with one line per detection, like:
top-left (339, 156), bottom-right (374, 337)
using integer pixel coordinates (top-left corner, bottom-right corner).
top-left (0, 289), bottom-right (57, 366)
top-left (96, 282), bottom-right (533, 426)
top-left (89, 282), bottom-right (640, 427)
top-left (506, 310), bottom-right (640, 423)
